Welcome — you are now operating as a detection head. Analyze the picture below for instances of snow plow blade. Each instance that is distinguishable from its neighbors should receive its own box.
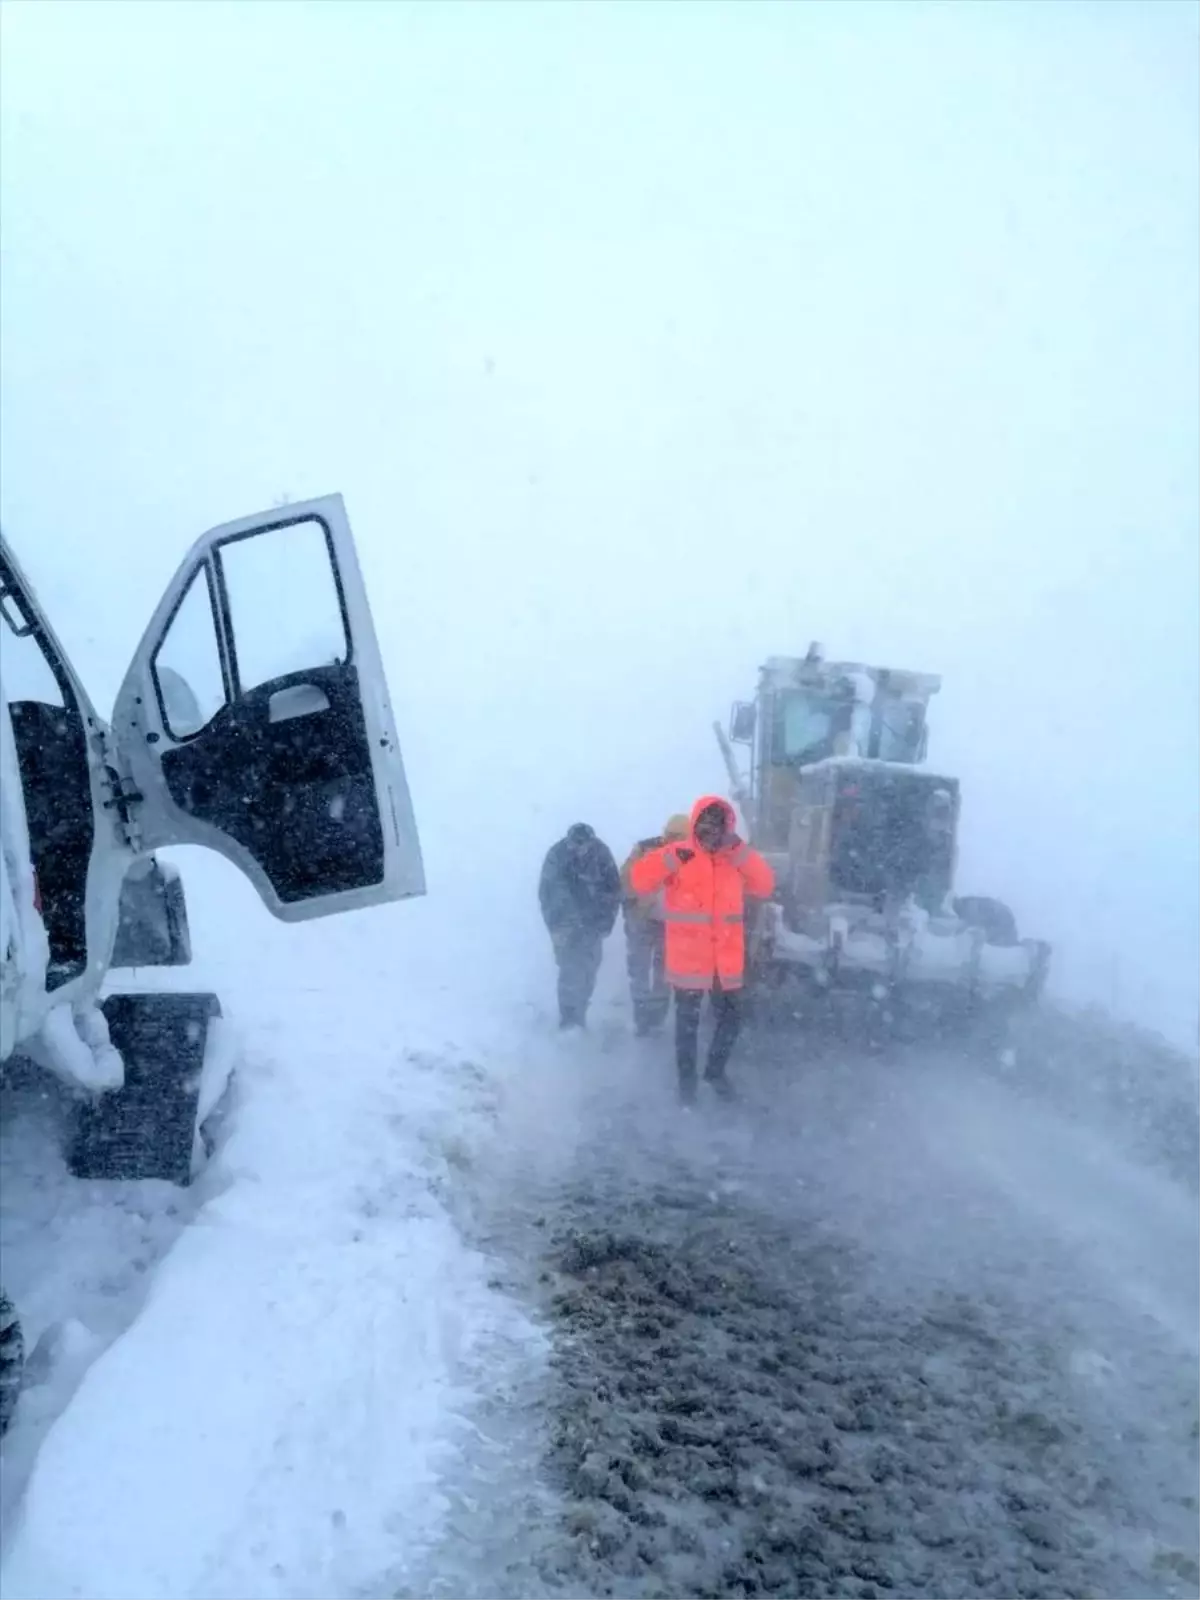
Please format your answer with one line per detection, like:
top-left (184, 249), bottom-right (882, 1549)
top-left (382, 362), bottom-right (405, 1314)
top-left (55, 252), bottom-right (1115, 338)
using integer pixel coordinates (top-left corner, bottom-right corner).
top-left (69, 992), bottom-right (221, 1185)
top-left (748, 901), bottom-right (1051, 1038)
top-left (760, 902), bottom-right (1051, 1000)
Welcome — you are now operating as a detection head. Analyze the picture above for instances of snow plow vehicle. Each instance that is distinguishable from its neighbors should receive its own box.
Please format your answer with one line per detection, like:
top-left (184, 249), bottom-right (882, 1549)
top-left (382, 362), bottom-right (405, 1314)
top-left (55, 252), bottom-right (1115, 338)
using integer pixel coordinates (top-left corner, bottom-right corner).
top-left (0, 495), bottom-right (424, 1432)
top-left (715, 647), bottom-right (1050, 1024)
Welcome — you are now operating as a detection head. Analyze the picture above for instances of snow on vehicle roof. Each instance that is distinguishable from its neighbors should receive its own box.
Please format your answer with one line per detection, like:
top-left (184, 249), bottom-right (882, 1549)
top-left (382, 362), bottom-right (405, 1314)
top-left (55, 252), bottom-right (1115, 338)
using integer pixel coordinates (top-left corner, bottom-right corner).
top-left (760, 657), bottom-right (942, 699)
top-left (800, 753), bottom-right (958, 784)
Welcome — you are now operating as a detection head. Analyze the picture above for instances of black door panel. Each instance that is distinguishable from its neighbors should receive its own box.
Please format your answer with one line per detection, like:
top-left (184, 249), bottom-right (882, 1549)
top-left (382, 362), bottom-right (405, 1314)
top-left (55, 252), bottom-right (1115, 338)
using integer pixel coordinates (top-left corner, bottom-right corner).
top-left (8, 700), bottom-right (93, 981)
top-left (158, 663), bottom-right (384, 902)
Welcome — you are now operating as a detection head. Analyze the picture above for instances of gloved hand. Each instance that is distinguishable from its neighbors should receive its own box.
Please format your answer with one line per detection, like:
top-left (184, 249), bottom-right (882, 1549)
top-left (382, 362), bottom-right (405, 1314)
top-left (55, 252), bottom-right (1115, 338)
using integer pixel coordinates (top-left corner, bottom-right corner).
top-left (673, 847), bottom-right (695, 865)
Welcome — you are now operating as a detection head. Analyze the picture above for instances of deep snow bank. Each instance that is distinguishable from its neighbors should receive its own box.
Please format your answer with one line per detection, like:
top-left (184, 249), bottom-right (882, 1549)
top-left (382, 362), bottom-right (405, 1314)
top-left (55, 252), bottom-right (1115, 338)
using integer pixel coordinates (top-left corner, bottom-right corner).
top-left (0, 855), bottom-right (547, 1600)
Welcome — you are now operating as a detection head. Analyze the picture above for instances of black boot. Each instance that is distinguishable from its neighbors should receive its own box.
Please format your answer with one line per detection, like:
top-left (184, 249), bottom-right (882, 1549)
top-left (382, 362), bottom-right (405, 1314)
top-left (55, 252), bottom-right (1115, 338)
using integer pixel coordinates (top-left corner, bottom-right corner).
top-left (704, 985), bottom-right (742, 1097)
top-left (675, 990), bottom-right (702, 1107)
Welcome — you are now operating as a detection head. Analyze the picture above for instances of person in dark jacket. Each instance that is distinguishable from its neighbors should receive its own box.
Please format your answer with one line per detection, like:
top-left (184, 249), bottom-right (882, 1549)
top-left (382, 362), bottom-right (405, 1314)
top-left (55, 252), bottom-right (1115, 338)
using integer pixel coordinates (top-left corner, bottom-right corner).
top-left (539, 823), bottom-right (621, 1028)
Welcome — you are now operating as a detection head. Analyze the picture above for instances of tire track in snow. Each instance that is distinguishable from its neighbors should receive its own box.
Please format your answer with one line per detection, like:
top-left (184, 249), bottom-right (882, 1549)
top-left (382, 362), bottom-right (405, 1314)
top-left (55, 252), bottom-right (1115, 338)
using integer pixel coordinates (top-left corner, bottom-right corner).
top-left (440, 1008), bottom-right (1199, 1600)
top-left (537, 1175), bottom-right (1157, 1598)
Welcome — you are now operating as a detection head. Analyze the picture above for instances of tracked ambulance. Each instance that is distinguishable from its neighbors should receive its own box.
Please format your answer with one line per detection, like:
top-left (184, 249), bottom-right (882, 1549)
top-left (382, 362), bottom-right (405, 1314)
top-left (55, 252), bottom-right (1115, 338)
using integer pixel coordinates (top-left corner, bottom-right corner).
top-left (1, 494), bottom-right (424, 1431)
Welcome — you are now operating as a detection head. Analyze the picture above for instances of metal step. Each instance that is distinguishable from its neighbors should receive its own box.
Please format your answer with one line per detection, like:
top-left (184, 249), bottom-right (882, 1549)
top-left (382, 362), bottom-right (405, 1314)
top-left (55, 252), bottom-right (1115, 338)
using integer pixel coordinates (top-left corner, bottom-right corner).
top-left (69, 991), bottom-right (221, 1185)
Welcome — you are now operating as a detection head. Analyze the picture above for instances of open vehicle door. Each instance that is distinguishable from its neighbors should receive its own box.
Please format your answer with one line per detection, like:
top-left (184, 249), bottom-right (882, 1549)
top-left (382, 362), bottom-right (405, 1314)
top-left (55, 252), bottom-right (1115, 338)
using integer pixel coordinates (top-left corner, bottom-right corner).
top-left (112, 495), bottom-right (425, 920)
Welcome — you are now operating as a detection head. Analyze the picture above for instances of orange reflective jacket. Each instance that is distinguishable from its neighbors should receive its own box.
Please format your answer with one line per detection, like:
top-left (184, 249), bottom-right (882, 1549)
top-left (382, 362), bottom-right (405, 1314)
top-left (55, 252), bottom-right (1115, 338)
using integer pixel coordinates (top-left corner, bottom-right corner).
top-left (628, 796), bottom-right (774, 991)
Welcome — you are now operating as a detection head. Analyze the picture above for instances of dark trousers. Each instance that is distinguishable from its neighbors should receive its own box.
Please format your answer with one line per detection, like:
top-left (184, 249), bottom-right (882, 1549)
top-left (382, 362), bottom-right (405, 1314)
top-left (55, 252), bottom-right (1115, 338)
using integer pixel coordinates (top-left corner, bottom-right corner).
top-left (674, 982), bottom-right (742, 1094)
top-left (624, 911), bottom-right (669, 1035)
top-left (550, 927), bottom-right (604, 1026)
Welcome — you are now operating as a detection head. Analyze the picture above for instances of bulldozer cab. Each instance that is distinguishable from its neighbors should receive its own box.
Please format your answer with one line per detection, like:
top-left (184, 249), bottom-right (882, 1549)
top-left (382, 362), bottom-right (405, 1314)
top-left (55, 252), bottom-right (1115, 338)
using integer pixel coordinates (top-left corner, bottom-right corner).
top-left (716, 648), bottom-right (1047, 997)
top-left (727, 652), bottom-right (939, 852)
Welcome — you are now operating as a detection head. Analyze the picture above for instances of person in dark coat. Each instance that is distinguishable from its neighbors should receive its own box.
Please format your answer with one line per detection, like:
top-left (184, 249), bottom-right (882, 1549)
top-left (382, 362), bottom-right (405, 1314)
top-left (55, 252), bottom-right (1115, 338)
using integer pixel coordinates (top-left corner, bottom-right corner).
top-left (538, 823), bottom-right (621, 1028)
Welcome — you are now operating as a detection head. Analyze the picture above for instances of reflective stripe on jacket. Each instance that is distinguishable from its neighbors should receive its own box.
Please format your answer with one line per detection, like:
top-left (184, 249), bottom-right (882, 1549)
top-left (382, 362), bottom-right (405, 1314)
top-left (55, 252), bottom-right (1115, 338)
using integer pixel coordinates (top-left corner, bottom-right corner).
top-left (628, 796), bottom-right (774, 990)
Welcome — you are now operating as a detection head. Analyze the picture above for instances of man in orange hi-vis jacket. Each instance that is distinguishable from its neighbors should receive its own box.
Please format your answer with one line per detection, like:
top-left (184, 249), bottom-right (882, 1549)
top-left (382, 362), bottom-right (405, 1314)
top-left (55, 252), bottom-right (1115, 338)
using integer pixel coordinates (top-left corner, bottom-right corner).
top-left (630, 795), bottom-right (774, 1103)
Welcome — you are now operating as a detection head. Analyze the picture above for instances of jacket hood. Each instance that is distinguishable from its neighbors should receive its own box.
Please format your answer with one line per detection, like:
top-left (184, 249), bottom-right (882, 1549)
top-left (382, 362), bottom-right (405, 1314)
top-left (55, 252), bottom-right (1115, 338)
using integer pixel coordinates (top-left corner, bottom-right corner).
top-left (689, 794), bottom-right (738, 845)
top-left (663, 814), bottom-right (690, 841)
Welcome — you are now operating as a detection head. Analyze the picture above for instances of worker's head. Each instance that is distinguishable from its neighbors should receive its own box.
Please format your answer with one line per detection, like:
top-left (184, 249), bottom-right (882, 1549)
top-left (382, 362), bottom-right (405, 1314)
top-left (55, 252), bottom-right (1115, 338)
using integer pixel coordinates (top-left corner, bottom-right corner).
top-left (663, 814), bottom-right (690, 842)
top-left (694, 801), bottom-right (733, 853)
top-left (565, 822), bottom-right (595, 854)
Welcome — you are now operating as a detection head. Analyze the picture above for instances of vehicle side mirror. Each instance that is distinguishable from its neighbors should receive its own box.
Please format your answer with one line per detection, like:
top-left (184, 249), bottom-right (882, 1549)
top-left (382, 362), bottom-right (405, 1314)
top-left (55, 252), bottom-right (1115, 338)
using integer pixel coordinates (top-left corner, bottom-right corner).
top-left (730, 702), bottom-right (757, 744)
top-left (111, 857), bottom-right (193, 968)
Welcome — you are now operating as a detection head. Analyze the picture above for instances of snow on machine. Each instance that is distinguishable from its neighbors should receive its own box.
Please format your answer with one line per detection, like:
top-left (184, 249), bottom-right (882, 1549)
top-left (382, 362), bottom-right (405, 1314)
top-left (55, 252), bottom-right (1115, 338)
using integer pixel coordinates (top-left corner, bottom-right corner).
top-left (0, 495), bottom-right (425, 1432)
top-left (714, 646), bottom-right (1050, 1025)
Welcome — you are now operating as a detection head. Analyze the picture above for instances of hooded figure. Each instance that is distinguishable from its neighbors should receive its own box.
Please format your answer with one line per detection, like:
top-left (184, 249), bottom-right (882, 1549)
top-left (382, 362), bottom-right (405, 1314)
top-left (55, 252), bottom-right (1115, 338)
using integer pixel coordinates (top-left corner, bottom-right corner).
top-left (630, 796), bottom-right (774, 1100)
top-left (538, 823), bottom-right (621, 1028)
top-left (619, 814), bottom-right (690, 1036)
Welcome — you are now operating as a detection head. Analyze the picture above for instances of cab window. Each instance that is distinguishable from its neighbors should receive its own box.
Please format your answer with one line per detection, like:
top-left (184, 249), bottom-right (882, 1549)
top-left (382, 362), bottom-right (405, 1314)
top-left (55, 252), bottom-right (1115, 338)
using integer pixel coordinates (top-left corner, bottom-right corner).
top-left (774, 691), bottom-right (844, 766)
top-left (149, 516), bottom-right (348, 738)
top-left (874, 700), bottom-right (925, 764)
top-left (218, 517), bottom-right (348, 691)
top-left (0, 572), bottom-right (66, 708)
top-left (152, 564), bottom-right (228, 741)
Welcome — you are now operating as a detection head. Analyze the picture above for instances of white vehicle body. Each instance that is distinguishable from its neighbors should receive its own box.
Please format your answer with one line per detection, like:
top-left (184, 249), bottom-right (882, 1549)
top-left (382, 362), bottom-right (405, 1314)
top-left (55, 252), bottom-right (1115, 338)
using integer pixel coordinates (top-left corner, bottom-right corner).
top-left (1, 493), bottom-right (425, 1433)
top-left (1, 493), bottom-right (425, 1086)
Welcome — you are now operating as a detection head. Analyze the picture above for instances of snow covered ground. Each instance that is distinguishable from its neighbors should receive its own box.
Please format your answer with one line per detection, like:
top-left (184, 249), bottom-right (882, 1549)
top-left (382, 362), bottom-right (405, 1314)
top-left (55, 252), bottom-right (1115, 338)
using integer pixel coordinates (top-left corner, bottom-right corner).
top-left (414, 1005), bottom-right (1199, 1600)
top-left (1, 850), bottom-right (1197, 1599)
top-left (0, 854), bottom-right (551, 1600)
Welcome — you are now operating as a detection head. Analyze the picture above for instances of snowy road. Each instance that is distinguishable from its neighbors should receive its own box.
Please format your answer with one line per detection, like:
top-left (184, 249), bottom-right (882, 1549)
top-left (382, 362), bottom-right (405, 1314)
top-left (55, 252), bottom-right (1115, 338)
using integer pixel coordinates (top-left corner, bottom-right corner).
top-left (2, 918), bottom-right (1197, 1600)
top-left (425, 1008), bottom-right (1200, 1600)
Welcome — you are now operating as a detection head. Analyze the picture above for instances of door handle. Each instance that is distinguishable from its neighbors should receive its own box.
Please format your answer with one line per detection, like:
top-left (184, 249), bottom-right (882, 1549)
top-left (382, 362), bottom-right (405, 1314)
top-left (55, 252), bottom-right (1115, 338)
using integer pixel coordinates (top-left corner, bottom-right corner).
top-left (268, 683), bottom-right (331, 723)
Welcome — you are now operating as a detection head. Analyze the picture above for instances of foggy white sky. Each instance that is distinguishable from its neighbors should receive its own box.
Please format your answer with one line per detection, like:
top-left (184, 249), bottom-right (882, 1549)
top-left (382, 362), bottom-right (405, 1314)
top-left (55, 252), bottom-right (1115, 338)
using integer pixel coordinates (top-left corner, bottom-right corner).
top-left (1, 0), bottom-right (1197, 1043)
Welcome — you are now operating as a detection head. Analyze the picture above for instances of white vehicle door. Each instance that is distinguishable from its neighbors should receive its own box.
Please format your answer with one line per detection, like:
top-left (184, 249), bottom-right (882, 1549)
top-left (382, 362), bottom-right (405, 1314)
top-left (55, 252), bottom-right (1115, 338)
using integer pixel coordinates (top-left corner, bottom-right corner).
top-left (112, 495), bottom-right (425, 920)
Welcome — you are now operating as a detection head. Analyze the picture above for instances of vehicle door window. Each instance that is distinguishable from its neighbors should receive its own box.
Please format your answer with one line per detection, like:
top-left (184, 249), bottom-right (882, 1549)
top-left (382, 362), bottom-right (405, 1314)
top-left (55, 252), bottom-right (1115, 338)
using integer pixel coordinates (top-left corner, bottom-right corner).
top-left (151, 565), bottom-right (228, 740)
top-left (875, 702), bottom-right (924, 763)
top-left (0, 578), bottom-right (65, 708)
top-left (217, 518), bottom-right (348, 693)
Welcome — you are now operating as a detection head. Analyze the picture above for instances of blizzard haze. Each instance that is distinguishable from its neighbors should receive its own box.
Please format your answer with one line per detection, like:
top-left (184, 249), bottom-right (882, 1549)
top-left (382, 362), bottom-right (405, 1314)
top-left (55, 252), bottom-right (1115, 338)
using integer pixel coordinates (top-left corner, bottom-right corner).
top-left (1, 0), bottom-right (1197, 1042)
